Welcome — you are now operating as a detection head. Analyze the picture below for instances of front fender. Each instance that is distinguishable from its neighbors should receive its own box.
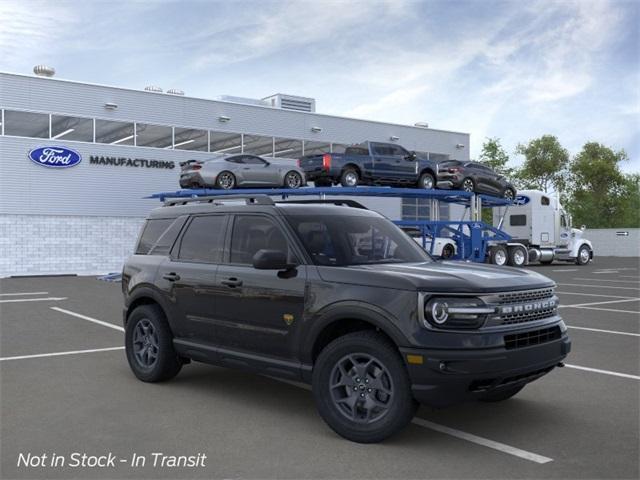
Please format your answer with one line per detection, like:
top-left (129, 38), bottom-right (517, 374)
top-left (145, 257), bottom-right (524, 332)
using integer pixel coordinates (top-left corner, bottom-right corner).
top-left (298, 301), bottom-right (410, 366)
top-left (570, 239), bottom-right (593, 257)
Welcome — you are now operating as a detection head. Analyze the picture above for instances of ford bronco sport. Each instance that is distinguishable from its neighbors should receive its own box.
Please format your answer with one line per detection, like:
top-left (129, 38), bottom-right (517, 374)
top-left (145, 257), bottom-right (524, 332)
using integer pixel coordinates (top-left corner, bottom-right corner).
top-left (123, 195), bottom-right (570, 443)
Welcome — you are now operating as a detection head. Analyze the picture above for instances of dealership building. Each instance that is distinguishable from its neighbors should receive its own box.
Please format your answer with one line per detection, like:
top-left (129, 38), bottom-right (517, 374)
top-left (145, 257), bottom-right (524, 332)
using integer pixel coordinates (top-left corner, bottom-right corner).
top-left (0, 69), bottom-right (470, 277)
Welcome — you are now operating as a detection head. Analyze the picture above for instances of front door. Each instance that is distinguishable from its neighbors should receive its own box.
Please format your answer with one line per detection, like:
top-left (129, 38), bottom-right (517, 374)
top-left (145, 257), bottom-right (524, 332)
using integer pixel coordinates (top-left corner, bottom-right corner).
top-left (239, 155), bottom-right (276, 185)
top-left (213, 214), bottom-right (307, 360)
top-left (371, 143), bottom-right (415, 183)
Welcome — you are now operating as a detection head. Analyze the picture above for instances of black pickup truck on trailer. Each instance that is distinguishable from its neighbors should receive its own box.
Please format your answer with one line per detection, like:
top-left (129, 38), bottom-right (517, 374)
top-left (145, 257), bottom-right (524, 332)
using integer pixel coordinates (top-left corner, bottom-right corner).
top-left (298, 141), bottom-right (439, 189)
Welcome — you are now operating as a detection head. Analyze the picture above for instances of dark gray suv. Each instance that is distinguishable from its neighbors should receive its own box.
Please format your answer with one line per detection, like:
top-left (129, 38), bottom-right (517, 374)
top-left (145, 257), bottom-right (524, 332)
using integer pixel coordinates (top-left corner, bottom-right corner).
top-left (123, 195), bottom-right (570, 443)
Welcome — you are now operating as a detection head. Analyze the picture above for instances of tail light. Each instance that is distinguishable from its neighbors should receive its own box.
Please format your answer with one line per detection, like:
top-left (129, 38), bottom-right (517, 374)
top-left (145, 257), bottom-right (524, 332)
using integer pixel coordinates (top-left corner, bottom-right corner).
top-left (448, 167), bottom-right (460, 173)
top-left (192, 164), bottom-right (202, 170)
top-left (297, 159), bottom-right (301, 167)
top-left (322, 153), bottom-right (332, 170)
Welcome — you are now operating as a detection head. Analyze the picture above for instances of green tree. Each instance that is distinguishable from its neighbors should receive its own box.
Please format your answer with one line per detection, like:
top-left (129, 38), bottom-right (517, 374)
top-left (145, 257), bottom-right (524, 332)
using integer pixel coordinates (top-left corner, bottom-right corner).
top-left (566, 142), bottom-right (638, 228)
top-left (515, 135), bottom-right (569, 193)
top-left (479, 137), bottom-right (514, 177)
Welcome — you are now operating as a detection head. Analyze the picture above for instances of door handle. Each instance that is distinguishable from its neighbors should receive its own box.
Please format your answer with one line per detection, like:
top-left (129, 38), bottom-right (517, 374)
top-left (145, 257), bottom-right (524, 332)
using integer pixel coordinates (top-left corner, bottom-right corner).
top-left (221, 277), bottom-right (243, 288)
top-left (162, 272), bottom-right (180, 281)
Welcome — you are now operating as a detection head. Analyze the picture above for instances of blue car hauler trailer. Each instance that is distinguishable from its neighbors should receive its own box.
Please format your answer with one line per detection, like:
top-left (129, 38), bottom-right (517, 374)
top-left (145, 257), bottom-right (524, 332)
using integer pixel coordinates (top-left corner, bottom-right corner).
top-left (148, 186), bottom-right (516, 265)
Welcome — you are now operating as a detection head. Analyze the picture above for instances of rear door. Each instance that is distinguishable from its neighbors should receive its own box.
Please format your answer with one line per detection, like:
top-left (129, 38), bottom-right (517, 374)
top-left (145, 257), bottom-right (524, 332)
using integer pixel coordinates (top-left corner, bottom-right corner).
top-left (158, 214), bottom-right (228, 344)
top-left (213, 213), bottom-right (307, 361)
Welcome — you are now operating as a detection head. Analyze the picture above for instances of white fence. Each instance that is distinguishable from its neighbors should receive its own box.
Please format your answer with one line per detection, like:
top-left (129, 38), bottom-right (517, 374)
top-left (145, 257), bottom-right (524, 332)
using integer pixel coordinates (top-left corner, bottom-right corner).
top-left (586, 228), bottom-right (639, 257)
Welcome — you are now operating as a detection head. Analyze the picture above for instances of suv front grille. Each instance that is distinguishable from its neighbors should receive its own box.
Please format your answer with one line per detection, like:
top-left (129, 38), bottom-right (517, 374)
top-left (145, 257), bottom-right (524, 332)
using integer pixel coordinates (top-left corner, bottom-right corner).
top-left (492, 288), bottom-right (558, 325)
top-left (504, 326), bottom-right (561, 350)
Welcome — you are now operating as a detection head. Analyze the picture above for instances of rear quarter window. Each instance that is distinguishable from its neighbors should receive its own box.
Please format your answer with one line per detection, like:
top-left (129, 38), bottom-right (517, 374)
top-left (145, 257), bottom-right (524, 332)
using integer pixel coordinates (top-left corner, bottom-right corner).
top-left (135, 218), bottom-right (175, 254)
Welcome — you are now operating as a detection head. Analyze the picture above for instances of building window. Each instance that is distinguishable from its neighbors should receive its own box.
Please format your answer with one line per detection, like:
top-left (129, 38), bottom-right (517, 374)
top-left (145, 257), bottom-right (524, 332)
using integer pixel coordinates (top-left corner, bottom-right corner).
top-left (243, 134), bottom-right (274, 156)
top-left (135, 123), bottom-right (173, 149)
top-left (51, 114), bottom-right (93, 142)
top-left (210, 131), bottom-right (242, 154)
top-left (4, 110), bottom-right (49, 138)
top-left (303, 140), bottom-right (330, 156)
top-left (174, 127), bottom-right (208, 151)
top-left (95, 119), bottom-right (135, 145)
top-left (274, 138), bottom-right (303, 159)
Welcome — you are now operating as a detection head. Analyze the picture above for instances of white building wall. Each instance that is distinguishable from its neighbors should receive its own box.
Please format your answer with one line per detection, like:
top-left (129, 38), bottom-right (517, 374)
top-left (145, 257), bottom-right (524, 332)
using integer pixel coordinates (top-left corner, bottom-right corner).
top-left (585, 228), bottom-right (640, 257)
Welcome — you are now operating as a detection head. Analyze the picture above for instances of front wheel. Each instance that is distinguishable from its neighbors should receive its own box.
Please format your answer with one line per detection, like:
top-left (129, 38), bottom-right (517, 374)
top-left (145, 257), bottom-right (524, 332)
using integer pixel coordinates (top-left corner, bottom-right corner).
top-left (576, 245), bottom-right (591, 265)
top-left (284, 170), bottom-right (303, 189)
top-left (125, 305), bottom-right (182, 382)
top-left (418, 172), bottom-right (435, 190)
top-left (312, 331), bottom-right (417, 443)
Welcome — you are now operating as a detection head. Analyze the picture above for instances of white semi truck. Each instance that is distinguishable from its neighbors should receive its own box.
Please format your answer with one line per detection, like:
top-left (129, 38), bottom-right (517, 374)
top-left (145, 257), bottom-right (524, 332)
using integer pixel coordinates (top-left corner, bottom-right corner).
top-left (491, 190), bottom-right (594, 266)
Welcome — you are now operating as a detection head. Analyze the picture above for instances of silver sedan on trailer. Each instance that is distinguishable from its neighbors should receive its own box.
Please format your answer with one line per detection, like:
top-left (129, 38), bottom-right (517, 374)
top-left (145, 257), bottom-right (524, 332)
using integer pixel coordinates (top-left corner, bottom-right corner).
top-left (179, 154), bottom-right (307, 190)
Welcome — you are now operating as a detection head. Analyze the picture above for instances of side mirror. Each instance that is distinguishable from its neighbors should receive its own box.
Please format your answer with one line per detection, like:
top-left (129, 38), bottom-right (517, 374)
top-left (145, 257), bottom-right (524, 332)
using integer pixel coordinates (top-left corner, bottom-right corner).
top-left (581, 225), bottom-right (586, 231)
top-left (252, 249), bottom-right (293, 270)
top-left (405, 151), bottom-right (417, 161)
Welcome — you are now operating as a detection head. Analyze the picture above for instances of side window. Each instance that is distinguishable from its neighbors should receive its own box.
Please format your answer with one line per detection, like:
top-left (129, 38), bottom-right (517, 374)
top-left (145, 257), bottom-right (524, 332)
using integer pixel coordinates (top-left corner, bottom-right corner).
top-left (510, 215), bottom-right (527, 227)
top-left (541, 196), bottom-right (550, 206)
top-left (136, 218), bottom-right (174, 255)
top-left (560, 215), bottom-right (567, 228)
top-left (226, 156), bottom-right (244, 164)
top-left (230, 216), bottom-right (290, 264)
top-left (178, 215), bottom-right (226, 263)
top-left (243, 156), bottom-right (267, 165)
top-left (390, 145), bottom-right (409, 157)
top-left (149, 216), bottom-right (188, 255)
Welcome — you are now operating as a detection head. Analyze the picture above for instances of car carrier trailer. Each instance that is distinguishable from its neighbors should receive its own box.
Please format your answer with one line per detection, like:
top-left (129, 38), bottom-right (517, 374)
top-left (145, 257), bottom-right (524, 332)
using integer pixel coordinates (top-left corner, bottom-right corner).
top-left (149, 186), bottom-right (593, 267)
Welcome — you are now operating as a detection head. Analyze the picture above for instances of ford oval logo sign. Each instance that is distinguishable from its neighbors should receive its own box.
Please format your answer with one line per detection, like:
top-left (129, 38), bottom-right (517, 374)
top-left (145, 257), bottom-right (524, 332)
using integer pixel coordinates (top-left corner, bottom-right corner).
top-left (28, 146), bottom-right (82, 168)
top-left (513, 195), bottom-right (530, 206)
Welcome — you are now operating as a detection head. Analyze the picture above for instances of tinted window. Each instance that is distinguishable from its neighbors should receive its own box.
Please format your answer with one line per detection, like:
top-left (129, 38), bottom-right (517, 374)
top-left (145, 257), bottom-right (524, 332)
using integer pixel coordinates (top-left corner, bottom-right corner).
top-left (149, 216), bottom-right (188, 255)
top-left (95, 119), bottom-right (134, 145)
top-left (225, 156), bottom-right (244, 164)
top-left (136, 218), bottom-right (174, 254)
top-left (510, 215), bottom-right (527, 226)
top-left (51, 115), bottom-right (93, 142)
top-left (242, 155), bottom-right (267, 165)
top-left (287, 215), bottom-right (430, 266)
top-left (541, 196), bottom-right (550, 206)
top-left (136, 123), bottom-right (173, 148)
top-left (178, 215), bottom-right (226, 263)
top-left (4, 110), bottom-right (49, 138)
top-left (230, 216), bottom-right (291, 264)
top-left (345, 146), bottom-right (370, 156)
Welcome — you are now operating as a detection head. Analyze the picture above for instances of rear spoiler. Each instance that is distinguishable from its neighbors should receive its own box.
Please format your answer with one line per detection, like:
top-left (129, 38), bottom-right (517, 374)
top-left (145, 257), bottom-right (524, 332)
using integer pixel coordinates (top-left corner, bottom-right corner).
top-left (179, 159), bottom-right (202, 168)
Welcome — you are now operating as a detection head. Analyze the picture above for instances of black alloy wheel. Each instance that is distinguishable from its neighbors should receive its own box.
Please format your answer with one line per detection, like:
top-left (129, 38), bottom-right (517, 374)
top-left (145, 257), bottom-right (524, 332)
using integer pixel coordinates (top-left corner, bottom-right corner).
top-left (284, 171), bottom-right (303, 189)
top-left (216, 171), bottom-right (236, 190)
top-left (462, 178), bottom-right (475, 192)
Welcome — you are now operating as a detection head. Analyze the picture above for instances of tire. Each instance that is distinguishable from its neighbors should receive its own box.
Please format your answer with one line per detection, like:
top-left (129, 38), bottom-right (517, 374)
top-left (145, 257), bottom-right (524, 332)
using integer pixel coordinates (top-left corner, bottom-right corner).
top-left (418, 172), bottom-right (435, 190)
top-left (216, 171), bottom-right (236, 190)
top-left (461, 177), bottom-right (475, 193)
top-left (441, 243), bottom-right (455, 259)
top-left (312, 331), bottom-right (418, 443)
top-left (284, 170), bottom-right (303, 189)
top-left (340, 168), bottom-right (359, 187)
top-left (503, 188), bottom-right (516, 201)
top-left (479, 385), bottom-right (524, 402)
top-left (125, 304), bottom-right (183, 383)
top-left (507, 246), bottom-right (527, 267)
top-left (489, 245), bottom-right (508, 266)
top-left (576, 244), bottom-right (591, 265)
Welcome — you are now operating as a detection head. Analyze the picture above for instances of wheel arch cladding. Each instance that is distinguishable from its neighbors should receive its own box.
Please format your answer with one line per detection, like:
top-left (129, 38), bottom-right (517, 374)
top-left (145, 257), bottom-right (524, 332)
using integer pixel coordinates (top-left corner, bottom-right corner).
top-left (419, 167), bottom-right (435, 178)
top-left (126, 293), bottom-right (168, 328)
top-left (343, 163), bottom-right (361, 175)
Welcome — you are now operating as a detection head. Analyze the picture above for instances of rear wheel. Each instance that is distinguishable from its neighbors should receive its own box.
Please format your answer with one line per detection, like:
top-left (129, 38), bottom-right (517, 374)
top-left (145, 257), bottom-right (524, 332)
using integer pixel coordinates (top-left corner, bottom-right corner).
top-left (507, 246), bottom-right (527, 267)
top-left (479, 385), bottom-right (524, 402)
top-left (312, 331), bottom-right (417, 443)
top-left (418, 172), bottom-right (435, 190)
top-left (461, 177), bottom-right (475, 193)
top-left (340, 168), bottom-right (359, 187)
top-left (489, 245), bottom-right (508, 266)
top-left (216, 171), bottom-right (236, 190)
top-left (125, 305), bottom-right (182, 383)
top-left (441, 243), bottom-right (455, 259)
top-left (284, 170), bottom-right (303, 189)
top-left (503, 188), bottom-right (516, 201)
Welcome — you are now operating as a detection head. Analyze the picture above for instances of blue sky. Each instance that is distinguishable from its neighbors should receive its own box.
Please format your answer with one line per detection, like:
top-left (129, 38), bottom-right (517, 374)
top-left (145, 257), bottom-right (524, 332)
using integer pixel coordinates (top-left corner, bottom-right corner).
top-left (1, 0), bottom-right (638, 171)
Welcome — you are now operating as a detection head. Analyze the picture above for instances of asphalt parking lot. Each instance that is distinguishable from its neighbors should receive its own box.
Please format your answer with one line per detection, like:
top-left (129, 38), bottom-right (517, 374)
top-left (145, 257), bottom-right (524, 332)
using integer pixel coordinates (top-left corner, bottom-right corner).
top-left (1, 257), bottom-right (638, 479)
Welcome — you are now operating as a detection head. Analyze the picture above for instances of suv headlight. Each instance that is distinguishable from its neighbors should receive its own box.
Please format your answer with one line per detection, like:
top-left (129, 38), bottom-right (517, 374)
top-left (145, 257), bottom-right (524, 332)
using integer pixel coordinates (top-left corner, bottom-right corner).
top-left (422, 297), bottom-right (495, 329)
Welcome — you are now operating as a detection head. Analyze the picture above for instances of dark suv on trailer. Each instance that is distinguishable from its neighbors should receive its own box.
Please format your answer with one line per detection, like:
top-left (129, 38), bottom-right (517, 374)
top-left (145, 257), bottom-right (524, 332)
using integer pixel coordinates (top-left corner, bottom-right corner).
top-left (123, 196), bottom-right (570, 443)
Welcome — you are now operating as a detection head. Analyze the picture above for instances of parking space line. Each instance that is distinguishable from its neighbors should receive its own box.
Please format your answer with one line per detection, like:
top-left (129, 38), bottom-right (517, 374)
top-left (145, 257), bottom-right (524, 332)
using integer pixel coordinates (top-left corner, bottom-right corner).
top-left (411, 418), bottom-right (553, 464)
top-left (0, 297), bottom-right (67, 304)
top-left (270, 377), bottom-right (553, 464)
top-left (0, 291), bottom-right (49, 296)
top-left (0, 346), bottom-right (124, 362)
top-left (593, 271), bottom-right (619, 274)
top-left (565, 364), bottom-right (640, 380)
top-left (551, 269), bottom-right (578, 272)
top-left (565, 305), bottom-right (639, 314)
top-left (50, 307), bottom-right (124, 332)
top-left (556, 291), bottom-right (636, 299)
top-left (621, 275), bottom-right (640, 279)
top-left (559, 298), bottom-right (640, 308)
top-left (567, 326), bottom-right (640, 337)
top-left (557, 283), bottom-right (640, 291)
top-left (572, 278), bottom-right (640, 284)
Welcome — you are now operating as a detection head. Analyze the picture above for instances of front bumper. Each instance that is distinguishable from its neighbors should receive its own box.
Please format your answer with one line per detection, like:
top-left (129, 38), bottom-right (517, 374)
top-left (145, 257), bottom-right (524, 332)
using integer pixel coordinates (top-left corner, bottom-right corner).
top-left (400, 334), bottom-right (571, 407)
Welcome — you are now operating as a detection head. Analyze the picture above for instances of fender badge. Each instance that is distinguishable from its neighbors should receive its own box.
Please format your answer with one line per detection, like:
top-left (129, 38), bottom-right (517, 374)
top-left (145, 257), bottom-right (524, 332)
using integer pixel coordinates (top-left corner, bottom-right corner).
top-left (283, 314), bottom-right (294, 325)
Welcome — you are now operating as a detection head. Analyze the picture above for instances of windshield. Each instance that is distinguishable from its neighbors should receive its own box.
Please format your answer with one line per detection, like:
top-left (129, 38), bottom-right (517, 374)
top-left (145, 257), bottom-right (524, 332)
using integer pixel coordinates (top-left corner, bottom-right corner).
top-left (286, 214), bottom-right (432, 266)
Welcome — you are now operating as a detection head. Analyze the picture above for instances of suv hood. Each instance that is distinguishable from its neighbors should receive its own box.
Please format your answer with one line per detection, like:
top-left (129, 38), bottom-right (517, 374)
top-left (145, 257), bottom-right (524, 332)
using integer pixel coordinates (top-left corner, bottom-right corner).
top-left (317, 261), bottom-right (554, 293)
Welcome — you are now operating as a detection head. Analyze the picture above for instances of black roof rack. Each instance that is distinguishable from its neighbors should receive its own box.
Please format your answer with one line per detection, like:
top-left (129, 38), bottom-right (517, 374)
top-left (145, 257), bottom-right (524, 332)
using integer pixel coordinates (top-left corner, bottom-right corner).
top-left (163, 195), bottom-right (274, 207)
top-left (276, 199), bottom-right (369, 209)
